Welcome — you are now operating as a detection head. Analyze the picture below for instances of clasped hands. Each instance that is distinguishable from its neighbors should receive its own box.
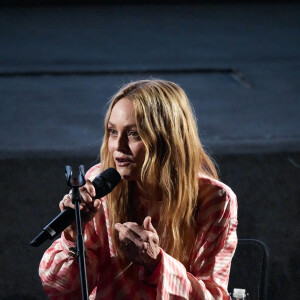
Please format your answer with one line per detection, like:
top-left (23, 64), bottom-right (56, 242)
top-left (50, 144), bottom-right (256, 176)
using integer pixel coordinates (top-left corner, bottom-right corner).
top-left (115, 216), bottom-right (161, 275)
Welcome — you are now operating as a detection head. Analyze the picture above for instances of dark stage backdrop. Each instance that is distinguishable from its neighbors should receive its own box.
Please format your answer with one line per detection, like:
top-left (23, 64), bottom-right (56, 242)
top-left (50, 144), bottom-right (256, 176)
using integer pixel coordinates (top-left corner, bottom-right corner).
top-left (1, 153), bottom-right (299, 299)
top-left (0, 3), bottom-right (299, 299)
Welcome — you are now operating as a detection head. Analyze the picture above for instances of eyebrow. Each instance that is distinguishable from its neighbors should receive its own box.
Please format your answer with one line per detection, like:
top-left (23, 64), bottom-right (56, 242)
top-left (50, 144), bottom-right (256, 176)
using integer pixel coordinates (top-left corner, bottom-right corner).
top-left (108, 122), bottom-right (137, 129)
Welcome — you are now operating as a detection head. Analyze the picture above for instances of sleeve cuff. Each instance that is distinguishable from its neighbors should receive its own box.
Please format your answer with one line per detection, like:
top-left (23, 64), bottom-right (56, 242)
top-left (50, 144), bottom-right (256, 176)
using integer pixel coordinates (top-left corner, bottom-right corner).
top-left (154, 249), bottom-right (191, 298)
top-left (139, 248), bottom-right (163, 286)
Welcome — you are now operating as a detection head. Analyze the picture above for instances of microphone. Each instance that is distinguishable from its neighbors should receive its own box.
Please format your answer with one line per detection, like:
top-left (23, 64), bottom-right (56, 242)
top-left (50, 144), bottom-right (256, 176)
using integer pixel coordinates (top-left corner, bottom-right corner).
top-left (30, 167), bottom-right (121, 247)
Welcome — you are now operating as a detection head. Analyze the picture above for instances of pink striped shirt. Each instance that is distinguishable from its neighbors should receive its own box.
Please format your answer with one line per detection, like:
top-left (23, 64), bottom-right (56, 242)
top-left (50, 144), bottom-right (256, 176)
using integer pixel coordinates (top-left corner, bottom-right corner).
top-left (39, 164), bottom-right (238, 299)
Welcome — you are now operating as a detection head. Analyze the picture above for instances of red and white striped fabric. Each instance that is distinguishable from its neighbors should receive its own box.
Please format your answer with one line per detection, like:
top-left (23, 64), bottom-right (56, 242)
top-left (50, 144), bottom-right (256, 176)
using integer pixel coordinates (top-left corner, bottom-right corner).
top-left (39, 164), bottom-right (238, 300)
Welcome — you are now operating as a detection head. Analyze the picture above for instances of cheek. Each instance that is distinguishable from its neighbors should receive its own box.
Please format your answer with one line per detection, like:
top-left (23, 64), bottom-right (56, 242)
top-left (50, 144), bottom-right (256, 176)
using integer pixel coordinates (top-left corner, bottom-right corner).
top-left (108, 138), bottom-right (114, 153)
top-left (134, 144), bottom-right (146, 163)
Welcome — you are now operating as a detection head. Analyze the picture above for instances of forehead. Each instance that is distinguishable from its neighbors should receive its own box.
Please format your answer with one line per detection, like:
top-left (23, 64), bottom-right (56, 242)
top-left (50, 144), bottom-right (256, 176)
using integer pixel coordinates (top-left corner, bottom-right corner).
top-left (109, 98), bottom-right (136, 123)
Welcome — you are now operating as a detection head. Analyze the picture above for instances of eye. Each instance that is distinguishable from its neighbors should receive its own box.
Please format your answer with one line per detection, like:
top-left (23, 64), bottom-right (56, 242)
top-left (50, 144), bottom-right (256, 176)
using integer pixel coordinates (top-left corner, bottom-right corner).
top-left (128, 131), bottom-right (140, 139)
top-left (108, 128), bottom-right (117, 136)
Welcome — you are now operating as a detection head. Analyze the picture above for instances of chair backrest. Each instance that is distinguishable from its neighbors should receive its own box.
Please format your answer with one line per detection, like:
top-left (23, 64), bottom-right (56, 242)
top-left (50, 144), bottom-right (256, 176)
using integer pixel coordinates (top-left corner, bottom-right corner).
top-left (228, 239), bottom-right (270, 300)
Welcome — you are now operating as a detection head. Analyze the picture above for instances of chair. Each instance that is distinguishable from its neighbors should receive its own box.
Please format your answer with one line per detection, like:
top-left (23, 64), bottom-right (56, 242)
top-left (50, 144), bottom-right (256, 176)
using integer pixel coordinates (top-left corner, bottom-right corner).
top-left (228, 239), bottom-right (270, 300)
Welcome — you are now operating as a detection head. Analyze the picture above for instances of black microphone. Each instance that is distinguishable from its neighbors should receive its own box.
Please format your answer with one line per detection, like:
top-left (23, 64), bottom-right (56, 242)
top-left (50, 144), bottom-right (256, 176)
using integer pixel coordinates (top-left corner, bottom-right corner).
top-left (30, 167), bottom-right (121, 247)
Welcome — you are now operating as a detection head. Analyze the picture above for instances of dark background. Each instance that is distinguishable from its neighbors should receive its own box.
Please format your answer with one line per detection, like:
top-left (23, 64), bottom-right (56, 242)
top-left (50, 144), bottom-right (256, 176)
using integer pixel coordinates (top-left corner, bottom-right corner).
top-left (0, 1), bottom-right (299, 299)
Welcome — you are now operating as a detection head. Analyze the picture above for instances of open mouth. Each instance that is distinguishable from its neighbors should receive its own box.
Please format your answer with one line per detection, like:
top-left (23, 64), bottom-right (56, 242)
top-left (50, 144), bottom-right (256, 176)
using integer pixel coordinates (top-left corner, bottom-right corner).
top-left (115, 157), bottom-right (132, 166)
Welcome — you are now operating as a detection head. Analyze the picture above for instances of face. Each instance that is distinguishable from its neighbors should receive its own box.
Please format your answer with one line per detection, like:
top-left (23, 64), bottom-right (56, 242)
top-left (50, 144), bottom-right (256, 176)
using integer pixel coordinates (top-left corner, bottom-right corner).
top-left (108, 98), bottom-right (146, 181)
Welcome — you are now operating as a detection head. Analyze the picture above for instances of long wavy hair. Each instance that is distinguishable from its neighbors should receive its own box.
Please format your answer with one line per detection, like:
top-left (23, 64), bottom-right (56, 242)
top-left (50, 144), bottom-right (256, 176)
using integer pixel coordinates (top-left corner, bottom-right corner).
top-left (100, 79), bottom-right (218, 268)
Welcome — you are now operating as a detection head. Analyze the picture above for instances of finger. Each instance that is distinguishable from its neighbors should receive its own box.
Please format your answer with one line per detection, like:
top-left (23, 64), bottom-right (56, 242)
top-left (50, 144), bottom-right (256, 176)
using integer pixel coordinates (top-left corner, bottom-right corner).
top-left (87, 179), bottom-right (96, 197)
top-left (93, 199), bottom-right (101, 209)
top-left (68, 193), bottom-right (89, 210)
top-left (79, 180), bottom-right (95, 207)
top-left (118, 231), bottom-right (140, 247)
top-left (80, 202), bottom-right (89, 213)
top-left (77, 194), bottom-right (98, 214)
top-left (119, 232), bottom-right (148, 253)
top-left (119, 232), bottom-right (130, 244)
top-left (86, 199), bottom-right (102, 216)
top-left (143, 216), bottom-right (157, 234)
top-left (64, 192), bottom-right (96, 214)
top-left (123, 221), bottom-right (139, 226)
top-left (80, 188), bottom-right (94, 205)
top-left (115, 224), bottom-right (144, 248)
top-left (59, 200), bottom-right (64, 211)
top-left (118, 233), bottom-right (146, 261)
top-left (123, 223), bottom-right (153, 241)
top-left (59, 194), bottom-right (75, 211)
top-left (81, 180), bottom-right (96, 198)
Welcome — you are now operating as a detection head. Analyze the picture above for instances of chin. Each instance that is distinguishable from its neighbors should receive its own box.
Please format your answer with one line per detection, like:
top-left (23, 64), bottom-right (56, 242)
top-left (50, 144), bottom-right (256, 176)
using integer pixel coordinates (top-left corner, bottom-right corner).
top-left (116, 169), bottom-right (133, 181)
top-left (119, 171), bottom-right (139, 182)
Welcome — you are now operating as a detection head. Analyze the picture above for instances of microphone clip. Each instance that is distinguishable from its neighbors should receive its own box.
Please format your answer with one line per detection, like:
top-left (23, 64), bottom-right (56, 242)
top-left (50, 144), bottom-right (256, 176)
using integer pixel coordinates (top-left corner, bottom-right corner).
top-left (65, 165), bottom-right (86, 188)
top-left (65, 165), bottom-right (86, 205)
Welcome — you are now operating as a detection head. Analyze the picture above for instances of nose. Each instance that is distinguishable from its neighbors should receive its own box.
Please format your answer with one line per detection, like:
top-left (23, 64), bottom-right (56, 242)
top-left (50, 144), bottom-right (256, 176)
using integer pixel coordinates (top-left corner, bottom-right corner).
top-left (115, 134), bottom-right (130, 153)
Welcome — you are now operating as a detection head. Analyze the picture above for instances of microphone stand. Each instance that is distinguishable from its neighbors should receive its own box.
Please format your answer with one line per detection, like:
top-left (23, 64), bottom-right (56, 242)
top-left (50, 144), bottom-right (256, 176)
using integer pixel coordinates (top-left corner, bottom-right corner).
top-left (65, 165), bottom-right (89, 300)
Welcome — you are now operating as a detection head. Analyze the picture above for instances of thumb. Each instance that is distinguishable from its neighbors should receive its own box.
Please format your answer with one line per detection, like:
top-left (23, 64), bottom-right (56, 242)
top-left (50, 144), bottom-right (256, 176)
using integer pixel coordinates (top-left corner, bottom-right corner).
top-left (86, 179), bottom-right (96, 198)
top-left (94, 199), bottom-right (101, 209)
top-left (143, 216), bottom-right (156, 233)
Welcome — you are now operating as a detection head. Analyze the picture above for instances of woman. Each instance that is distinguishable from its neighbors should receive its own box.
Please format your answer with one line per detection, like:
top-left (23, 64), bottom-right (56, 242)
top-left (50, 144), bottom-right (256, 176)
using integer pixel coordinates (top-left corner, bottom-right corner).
top-left (39, 79), bottom-right (238, 299)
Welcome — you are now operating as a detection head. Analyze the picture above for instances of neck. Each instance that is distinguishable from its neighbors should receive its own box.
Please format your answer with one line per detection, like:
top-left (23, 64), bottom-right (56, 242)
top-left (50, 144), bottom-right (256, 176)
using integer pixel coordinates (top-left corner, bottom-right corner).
top-left (132, 181), bottom-right (162, 202)
top-left (129, 182), bottom-right (162, 225)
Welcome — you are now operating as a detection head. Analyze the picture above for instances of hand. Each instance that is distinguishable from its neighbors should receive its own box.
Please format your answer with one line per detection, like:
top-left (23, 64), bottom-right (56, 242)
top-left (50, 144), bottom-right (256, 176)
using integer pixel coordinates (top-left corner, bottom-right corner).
top-left (115, 216), bottom-right (161, 274)
top-left (59, 179), bottom-right (102, 242)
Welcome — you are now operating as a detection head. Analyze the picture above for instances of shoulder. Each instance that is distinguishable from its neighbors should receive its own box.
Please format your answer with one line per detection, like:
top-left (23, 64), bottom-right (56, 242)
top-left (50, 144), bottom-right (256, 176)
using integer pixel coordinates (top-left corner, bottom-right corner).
top-left (196, 174), bottom-right (238, 225)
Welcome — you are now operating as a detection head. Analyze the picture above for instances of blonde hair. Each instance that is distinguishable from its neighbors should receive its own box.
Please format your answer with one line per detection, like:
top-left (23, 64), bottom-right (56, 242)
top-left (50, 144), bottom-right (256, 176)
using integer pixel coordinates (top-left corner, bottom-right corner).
top-left (100, 79), bottom-right (218, 268)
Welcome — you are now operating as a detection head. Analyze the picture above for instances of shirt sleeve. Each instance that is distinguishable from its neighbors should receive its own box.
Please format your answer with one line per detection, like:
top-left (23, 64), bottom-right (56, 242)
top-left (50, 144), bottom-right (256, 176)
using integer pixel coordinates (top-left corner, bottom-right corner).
top-left (141, 181), bottom-right (238, 300)
top-left (38, 164), bottom-right (106, 299)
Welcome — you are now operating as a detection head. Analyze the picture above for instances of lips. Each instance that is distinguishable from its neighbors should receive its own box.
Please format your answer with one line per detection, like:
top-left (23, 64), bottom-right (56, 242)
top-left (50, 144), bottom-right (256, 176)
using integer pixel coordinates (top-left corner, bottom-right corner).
top-left (115, 157), bottom-right (133, 166)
